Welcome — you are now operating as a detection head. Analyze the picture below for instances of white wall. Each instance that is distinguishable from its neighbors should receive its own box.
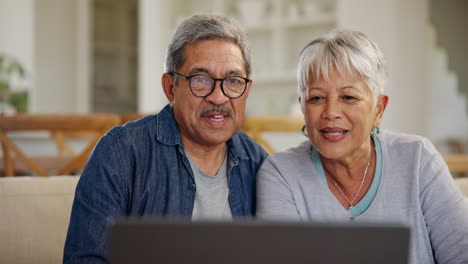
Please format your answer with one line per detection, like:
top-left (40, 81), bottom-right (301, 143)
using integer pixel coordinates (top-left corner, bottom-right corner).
top-left (138, 0), bottom-right (171, 113)
top-left (0, 0), bottom-right (35, 91)
top-left (33, 0), bottom-right (79, 113)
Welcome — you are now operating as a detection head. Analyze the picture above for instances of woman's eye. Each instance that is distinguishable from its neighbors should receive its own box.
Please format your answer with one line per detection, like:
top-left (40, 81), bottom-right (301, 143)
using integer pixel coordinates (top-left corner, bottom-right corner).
top-left (342, 95), bottom-right (358, 102)
top-left (308, 96), bottom-right (324, 103)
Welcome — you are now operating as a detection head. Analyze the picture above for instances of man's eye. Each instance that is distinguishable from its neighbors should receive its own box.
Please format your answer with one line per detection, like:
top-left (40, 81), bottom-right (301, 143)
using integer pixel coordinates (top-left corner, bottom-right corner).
top-left (227, 78), bottom-right (242, 85)
top-left (191, 76), bottom-right (212, 86)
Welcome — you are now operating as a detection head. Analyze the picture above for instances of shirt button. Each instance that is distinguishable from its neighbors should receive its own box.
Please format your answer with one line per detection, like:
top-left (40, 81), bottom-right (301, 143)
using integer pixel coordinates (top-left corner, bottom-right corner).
top-left (190, 184), bottom-right (196, 190)
top-left (349, 217), bottom-right (355, 222)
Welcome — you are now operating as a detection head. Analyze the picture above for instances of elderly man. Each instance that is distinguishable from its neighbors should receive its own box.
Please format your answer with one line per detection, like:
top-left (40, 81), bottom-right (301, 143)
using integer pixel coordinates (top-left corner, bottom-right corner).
top-left (64, 14), bottom-right (267, 263)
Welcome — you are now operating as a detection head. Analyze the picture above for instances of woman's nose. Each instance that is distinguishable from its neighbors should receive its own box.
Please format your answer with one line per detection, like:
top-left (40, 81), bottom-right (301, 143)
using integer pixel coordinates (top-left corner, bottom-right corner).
top-left (321, 100), bottom-right (342, 120)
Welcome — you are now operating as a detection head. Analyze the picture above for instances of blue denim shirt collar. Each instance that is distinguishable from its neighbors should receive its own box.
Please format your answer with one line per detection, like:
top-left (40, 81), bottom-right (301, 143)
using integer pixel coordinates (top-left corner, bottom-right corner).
top-left (156, 104), bottom-right (249, 162)
top-left (156, 104), bottom-right (182, 146)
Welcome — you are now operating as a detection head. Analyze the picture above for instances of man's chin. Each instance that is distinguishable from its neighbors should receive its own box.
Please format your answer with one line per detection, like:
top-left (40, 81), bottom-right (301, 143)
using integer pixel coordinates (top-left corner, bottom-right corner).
top-left (200, 131), bottom-right (236, 146)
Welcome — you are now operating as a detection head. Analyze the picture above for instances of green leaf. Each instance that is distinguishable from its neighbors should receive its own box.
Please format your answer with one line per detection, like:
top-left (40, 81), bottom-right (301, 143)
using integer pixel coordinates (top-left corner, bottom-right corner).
top-left (8, 91), bottom-right (28, 112)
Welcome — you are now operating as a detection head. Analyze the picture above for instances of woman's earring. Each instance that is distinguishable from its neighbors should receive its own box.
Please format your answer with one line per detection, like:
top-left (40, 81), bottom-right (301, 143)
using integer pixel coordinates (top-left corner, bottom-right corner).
top-left (371, 126), bottom-right (381, 136)
top-left (301, 125), bottom-right (309, 138)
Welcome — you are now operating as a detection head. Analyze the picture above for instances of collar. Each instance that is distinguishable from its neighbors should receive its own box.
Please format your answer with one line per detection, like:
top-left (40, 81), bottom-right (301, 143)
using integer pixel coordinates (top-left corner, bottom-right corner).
top-left (155, 104), bottom-right (248, 162)
top-left (156, 104), bottom-right (182, 146)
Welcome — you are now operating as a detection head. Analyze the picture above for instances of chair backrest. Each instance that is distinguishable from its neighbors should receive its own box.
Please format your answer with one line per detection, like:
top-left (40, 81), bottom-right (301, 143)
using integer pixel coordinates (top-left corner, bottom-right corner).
top-left (242, 116), bottom-right (304, 153)
top-left (0, 114), bottom-right (121, 176)
top-left (120, 112), bottom-right (147, 124)
top-left (444, 154), bottom-right (468, 177)
top-left (454, 177), bottom-right (468, 197)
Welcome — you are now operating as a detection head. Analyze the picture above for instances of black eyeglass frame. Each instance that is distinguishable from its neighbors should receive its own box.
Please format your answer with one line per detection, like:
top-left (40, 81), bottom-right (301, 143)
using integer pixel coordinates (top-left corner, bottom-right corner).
top-left (170, 71), bottom-right (250, 99)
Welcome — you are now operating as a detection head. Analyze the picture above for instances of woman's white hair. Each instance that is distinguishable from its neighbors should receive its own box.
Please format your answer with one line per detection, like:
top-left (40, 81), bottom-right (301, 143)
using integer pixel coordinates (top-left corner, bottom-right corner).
top-left (297, 29), bottom-right (388, 105)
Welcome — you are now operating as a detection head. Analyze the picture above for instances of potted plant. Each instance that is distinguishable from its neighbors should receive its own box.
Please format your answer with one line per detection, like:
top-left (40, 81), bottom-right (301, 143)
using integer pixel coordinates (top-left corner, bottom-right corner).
top-left (0, 53), bottom-right (27, 115)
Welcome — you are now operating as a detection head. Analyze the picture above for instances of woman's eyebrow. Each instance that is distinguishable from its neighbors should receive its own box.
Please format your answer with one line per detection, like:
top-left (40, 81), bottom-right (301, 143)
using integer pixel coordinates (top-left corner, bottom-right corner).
top-left (340, 86), bottom-right (359, 92)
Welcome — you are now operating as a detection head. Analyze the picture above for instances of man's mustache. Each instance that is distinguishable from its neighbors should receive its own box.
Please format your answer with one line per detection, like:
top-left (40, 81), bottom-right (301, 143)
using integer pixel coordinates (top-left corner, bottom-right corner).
top-left (198, 105), bottom-right (233, 117)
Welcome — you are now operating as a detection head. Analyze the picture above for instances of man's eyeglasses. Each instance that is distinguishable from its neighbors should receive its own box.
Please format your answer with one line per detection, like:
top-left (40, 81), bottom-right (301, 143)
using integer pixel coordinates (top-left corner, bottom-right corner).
top-left (170, 72), bottom-right (250, 99)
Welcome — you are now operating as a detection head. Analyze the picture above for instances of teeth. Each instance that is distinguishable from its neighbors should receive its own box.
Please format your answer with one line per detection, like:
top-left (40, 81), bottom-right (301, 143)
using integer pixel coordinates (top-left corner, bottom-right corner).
top-left (209, 115), bottom-right (225, 121)
top-left (326, 131), bottom-right (346, 136)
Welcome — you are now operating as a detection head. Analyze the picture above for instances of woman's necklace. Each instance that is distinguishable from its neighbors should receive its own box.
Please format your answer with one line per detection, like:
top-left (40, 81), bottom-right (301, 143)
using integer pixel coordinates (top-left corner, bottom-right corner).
top-left (329, 155), bottom-right (371, 209)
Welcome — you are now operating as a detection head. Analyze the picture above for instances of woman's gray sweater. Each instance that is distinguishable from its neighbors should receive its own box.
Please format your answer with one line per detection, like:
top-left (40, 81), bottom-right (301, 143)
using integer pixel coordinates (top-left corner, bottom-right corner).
top-left (257, 130), bottom-right (468, 264)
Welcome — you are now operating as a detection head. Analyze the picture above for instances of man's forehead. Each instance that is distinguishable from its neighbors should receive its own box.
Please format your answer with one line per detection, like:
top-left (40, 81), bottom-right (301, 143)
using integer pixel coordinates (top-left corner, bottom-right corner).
top-left (178, 39), bottom-right (247, 75)
top-left (187, 67), bottom-right (245, 76)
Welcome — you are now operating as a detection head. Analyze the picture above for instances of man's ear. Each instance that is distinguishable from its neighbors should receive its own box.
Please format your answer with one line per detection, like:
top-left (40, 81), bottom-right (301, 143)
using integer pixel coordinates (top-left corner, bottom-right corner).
top-left (162, 73), bottom-right (175, 104)
top-left (374, 94), bottom-right (389, 126)
top-left (243, 79), bottom-right (253, 98)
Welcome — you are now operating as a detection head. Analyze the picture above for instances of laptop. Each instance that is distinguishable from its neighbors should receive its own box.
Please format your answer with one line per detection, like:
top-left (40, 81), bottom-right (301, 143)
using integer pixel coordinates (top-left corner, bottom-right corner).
top-left (108, 218), bottom-right (409, 264)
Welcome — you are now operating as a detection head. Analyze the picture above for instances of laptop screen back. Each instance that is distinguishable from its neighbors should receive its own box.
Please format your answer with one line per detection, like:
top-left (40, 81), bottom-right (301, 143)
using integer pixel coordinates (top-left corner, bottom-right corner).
top-left (108, 218), bottom-right (409, 264)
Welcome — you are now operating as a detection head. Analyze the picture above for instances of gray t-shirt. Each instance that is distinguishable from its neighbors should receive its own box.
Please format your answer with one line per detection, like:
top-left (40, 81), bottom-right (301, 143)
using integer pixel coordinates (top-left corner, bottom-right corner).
top-left (188, 154), bottom-right (232, 220)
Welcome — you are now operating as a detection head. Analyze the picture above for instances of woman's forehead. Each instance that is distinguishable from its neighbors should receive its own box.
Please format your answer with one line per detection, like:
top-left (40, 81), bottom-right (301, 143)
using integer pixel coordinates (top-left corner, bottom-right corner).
top-left (308, 67), bottom-right (362, 84)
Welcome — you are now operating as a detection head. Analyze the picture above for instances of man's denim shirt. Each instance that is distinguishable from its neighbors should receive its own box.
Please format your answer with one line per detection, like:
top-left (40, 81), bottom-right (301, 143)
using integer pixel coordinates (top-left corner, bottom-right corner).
top-left (63, 104), bottom-right (267, 263)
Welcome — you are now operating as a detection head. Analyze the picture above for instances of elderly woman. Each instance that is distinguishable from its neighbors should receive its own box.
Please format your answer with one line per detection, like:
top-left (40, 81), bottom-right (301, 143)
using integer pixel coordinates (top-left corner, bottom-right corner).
top-left (256, 29), bottom-right (468, 263)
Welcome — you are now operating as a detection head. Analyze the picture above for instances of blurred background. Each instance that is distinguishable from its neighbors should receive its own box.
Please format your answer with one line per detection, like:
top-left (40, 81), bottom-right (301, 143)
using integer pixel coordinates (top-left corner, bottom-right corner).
top-left (0, 0), bottom-right (467, 154)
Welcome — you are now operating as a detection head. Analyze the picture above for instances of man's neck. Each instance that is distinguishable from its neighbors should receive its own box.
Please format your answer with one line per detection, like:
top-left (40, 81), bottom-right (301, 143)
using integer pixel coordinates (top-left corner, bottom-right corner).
top-left (183, 139), bottom-right (227, 176)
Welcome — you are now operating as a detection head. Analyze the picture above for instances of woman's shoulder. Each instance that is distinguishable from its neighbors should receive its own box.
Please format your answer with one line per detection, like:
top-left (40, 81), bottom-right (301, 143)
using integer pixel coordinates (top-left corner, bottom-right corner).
top-left (260, 140), bottom-right (315, 174)
top-left (379, 130), bottom-right (438, 154)
top-left (379, 129), bottom-right (427, 143)
top-left (258, 140), bottom-right (319, 184)
top-left (268, 140), bottom-right (311, 161)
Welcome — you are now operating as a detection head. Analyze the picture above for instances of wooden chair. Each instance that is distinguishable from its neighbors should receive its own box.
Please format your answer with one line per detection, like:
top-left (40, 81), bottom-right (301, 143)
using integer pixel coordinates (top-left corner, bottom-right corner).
top-left (242, 115), bottom-right (304, 153)
top-left (444, 154), bottom-right (468, 177)
top-left (0, 114), bottom-right (121, 177)
top-left (120, 112), bottom-right (148, 124)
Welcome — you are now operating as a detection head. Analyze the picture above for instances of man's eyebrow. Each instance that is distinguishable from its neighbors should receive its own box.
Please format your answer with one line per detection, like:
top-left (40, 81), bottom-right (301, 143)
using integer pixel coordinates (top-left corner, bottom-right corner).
top-left (228, 70), bottom-right (245, 76)
top-left (188, 68), bottom-right (209, 75)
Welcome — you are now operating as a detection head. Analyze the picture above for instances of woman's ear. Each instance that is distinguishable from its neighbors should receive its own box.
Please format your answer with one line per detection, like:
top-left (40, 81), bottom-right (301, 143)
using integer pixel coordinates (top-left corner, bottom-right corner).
top-left (374, 95), bottom-right (389, 126)
top-left (299, 95), bottom-right (306, 113)
top-left (161, 73), bottom-right (175, 104)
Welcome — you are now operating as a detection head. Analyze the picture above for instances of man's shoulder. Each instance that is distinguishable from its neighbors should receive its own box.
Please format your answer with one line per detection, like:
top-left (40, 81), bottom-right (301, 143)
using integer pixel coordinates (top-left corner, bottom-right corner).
top-left (107, 114), bottom-right (157, 138)
top-left (106, 105), bottom-right (175, 141)
top-left (230, 131), bottom-right (268, 162)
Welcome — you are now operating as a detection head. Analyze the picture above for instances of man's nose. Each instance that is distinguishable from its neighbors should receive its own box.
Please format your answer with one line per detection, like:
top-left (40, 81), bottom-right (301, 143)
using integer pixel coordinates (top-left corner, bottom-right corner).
top-left (205, 80), bottom-right (229, 105)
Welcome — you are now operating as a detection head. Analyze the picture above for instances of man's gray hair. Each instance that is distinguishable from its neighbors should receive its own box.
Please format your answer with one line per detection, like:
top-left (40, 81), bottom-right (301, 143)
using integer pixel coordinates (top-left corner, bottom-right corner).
top-left (165, 14), bottom-right (251, 79)
top-left (297, 29), bottom-right (388, 105)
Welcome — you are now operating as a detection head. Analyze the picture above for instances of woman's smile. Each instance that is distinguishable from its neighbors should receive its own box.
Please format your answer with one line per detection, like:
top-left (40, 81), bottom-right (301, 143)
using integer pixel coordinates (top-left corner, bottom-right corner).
top-left (320, 127), bottom-right (349, 142)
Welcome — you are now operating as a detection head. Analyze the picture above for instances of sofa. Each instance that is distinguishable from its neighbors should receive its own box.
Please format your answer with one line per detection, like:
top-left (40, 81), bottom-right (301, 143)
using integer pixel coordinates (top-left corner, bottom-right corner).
top-left (0, 176), bottom-right (79, 264)
top-left (0, 176), bottom-right (467, 264)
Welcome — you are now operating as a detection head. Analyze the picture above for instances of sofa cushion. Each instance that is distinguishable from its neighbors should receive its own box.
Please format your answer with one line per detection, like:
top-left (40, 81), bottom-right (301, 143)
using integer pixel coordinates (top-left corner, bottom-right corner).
top-left (0, 176), bottom-right (79, 264)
